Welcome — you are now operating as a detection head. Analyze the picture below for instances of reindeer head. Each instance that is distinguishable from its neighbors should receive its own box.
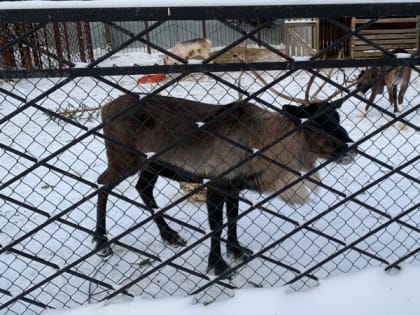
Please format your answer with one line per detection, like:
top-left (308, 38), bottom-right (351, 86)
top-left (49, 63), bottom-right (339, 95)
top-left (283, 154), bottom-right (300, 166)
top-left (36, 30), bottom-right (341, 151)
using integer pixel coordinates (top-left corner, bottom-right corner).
top-left (283, 98), bottom-right (357, 165)
top-left (355, 67), bottom-right (383, 96)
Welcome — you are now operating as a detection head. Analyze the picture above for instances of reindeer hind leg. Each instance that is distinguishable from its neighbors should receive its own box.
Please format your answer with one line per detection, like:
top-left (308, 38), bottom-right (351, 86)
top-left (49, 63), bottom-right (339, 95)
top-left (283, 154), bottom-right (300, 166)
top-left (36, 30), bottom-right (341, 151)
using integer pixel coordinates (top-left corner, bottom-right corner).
top-left (95, 148), bottom-right (144, 256)
top-left (397, 71), bottom-right (410, 111)
top-left (94, 168), bottom-right (119, 257)
top-left (136, 168), bottom-right (186, 247)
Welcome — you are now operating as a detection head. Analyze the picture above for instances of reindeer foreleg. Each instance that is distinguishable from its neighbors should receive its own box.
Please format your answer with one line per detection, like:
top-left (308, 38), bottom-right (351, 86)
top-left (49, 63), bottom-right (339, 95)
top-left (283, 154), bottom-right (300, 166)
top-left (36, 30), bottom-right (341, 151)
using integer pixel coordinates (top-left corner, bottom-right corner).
top-left (206, 187), bottom-right (231, 276)
top-left (392, 84), bottom-right (399, 113)
top-left (226, 191), bottom-right (252, 260)
top-left (364, 84), bottom-right (380, 113)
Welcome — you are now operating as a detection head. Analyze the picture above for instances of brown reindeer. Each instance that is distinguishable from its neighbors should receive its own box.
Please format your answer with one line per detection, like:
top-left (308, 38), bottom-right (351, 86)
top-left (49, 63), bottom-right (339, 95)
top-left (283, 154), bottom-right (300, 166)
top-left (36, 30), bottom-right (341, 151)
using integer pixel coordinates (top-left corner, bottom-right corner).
top-left (356, 48), bottom-right (412, 113)
top-left (94, 94), bottom-right (357, 276)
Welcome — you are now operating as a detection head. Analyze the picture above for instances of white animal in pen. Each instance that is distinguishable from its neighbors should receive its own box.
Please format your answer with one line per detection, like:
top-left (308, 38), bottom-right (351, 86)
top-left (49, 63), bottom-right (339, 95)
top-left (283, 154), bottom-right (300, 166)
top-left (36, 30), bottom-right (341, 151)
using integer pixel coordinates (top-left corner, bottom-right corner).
top-left (163, 38), bottom-right (212, 65)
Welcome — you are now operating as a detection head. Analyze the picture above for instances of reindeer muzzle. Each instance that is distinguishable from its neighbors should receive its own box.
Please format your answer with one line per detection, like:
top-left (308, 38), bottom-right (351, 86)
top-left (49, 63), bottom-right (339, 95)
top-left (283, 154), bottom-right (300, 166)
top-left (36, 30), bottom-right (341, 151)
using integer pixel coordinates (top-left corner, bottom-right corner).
top-left (336, 143), bottom-right (357, 165)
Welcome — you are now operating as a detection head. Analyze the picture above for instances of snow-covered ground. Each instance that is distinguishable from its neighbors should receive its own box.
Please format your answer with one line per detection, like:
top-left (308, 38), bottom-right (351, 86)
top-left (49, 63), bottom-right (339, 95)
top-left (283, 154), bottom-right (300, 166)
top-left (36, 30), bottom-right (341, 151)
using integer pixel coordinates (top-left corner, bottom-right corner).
top-left (0, 49), bottom-right (419, 315)
top-left (46, 266), bottom-right (420, 315)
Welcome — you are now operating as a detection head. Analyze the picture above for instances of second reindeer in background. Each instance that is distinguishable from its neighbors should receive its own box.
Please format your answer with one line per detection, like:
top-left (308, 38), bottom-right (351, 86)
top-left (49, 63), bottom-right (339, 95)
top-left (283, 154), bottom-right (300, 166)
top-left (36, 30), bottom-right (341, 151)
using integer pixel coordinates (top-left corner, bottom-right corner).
top-left (163, 38), bottom-right (212, 65)
top-left (356, 48), bottom-right (412, 114)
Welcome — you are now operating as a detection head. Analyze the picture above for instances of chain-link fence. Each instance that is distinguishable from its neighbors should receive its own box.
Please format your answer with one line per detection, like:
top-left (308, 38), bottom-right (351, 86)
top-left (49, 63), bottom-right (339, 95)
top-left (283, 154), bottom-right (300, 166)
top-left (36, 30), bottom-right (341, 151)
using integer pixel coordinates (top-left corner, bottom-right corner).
top-left (0, 4), bottom-right (419, 315)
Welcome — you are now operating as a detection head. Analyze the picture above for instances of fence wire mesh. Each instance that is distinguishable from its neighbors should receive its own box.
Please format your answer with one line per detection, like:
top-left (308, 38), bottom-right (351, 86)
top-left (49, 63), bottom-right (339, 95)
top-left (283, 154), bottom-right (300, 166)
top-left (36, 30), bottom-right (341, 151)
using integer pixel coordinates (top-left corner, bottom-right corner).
top-left (0, 5), bottom-right (419, 315)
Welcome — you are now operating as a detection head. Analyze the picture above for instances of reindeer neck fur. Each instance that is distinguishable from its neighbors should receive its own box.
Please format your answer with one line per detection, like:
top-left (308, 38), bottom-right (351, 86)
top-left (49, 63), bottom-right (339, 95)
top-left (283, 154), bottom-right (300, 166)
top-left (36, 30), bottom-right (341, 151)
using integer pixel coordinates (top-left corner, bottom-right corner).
top-left (248, 112), bottom-right (319, 204)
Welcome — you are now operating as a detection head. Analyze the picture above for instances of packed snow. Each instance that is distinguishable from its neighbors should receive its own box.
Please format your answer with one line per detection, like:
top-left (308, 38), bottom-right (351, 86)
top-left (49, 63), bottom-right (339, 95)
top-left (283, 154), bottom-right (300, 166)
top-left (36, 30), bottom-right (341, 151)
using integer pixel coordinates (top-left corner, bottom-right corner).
top-left (46, 266), bottom-right (420, 315)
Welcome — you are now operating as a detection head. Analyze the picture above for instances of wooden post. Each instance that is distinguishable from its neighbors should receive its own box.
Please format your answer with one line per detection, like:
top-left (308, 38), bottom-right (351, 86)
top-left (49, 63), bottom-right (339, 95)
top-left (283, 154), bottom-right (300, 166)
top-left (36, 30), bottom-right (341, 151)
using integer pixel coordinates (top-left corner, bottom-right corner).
top-left (76, 22), bottom-right (87, 63)
top-left (416, 16), bottom-right (420, 50)
top-left (145, 21), bottom-right (151, 54)
top-left (83, 22), bottom-right (95, 62)
top-left (202, 20), bottom-right (207, 39)
top-left (53, 22), bottom-right (64, 68)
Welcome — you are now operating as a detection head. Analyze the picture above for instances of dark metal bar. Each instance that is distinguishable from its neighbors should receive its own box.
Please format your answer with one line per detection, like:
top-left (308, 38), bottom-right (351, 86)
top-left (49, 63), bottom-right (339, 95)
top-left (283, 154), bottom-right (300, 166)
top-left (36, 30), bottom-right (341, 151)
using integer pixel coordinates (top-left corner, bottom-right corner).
top-left (259, 254), bottom-right (319, 281)
top-left (2, 4), bottom-right (420, 23)
top-left (385, 247), bottom-right (420, 271)
top-left (0, 288), bottom-right (51, 310)
top-left (2, 56), bottom-right (420, 79)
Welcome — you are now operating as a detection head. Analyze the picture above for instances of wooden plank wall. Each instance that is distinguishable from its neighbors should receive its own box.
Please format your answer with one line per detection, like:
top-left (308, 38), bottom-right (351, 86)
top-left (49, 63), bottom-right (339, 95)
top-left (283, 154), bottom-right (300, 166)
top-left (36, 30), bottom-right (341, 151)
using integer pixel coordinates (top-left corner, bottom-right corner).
top-left (351, 17), bottom-right (418, 58)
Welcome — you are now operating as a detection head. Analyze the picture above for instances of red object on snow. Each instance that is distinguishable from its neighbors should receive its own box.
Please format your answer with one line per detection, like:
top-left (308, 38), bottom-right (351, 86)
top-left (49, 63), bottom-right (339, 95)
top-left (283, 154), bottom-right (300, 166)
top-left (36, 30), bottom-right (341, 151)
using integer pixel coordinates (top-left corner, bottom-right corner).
top-left (137, 73), bottom-right (166, 84)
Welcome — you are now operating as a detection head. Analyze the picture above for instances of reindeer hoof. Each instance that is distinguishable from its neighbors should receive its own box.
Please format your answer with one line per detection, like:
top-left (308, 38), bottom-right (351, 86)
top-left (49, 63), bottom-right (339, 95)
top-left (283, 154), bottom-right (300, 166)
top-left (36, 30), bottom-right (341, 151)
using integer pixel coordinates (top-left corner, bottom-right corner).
top-left (93, 234), bottom-right (113, 257)
top-left (207, 259), bottom-right (235, 279)
top-left (227, 244), bottom-right (253, 261)
top-left (163, 236), bottom-right (187, 247)
top-left (97, 246), bottom-right (113, 257)
top-left (161, 228), bottom-right (186, 247)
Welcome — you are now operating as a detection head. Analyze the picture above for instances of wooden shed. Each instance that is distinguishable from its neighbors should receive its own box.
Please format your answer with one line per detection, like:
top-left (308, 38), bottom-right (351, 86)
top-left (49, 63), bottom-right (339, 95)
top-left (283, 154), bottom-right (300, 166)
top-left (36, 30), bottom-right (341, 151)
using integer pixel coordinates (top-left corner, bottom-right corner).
top-left (350, 16), bottom-right (419, 58)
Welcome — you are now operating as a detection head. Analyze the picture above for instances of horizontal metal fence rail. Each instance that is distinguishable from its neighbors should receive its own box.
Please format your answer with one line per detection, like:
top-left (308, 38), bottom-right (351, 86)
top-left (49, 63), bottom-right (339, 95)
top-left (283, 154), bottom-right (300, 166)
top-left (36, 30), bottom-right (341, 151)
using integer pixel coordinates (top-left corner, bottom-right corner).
top-left (1, 4), bottom-right (420, 22)
top-left (0, 3), bottom-right (419, 315)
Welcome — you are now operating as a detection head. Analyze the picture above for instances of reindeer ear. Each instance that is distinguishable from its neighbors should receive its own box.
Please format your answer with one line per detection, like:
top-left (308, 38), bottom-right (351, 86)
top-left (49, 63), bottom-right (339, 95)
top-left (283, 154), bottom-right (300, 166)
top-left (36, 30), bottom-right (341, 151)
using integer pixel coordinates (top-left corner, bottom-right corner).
top-left (283, 98), bottom-right (344, 119)
top-left (306, 98), bottom-right (344, 113)
top-left (329, 98), bottom-right (344, 109)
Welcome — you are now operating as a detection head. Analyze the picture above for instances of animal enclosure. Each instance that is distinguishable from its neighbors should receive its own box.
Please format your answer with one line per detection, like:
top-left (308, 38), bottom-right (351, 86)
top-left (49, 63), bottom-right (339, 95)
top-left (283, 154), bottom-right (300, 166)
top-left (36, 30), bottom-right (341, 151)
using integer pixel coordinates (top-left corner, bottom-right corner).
top-left (0, 3), bottom-right (419, 315)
